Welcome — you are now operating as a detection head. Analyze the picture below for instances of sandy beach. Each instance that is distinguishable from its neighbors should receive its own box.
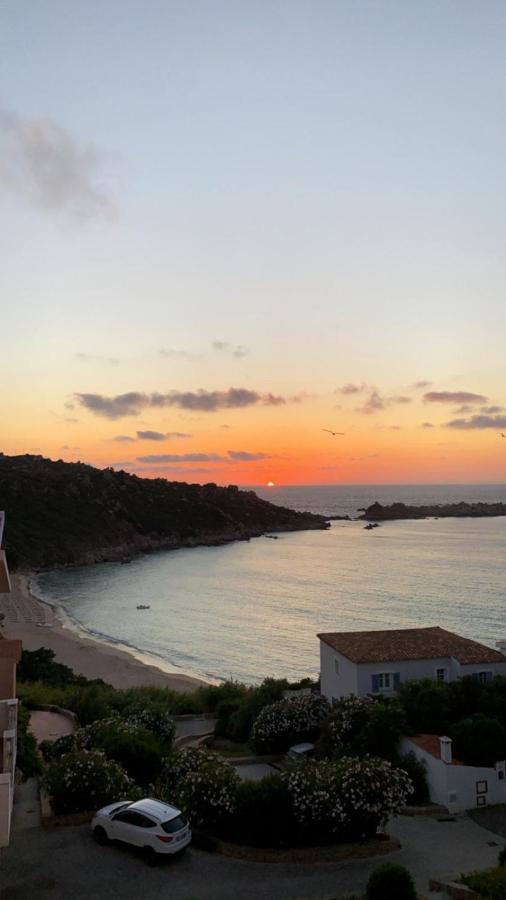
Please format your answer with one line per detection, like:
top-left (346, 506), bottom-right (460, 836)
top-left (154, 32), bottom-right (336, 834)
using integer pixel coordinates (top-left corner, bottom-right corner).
top-left (0, 574), bottom-right (208, 692)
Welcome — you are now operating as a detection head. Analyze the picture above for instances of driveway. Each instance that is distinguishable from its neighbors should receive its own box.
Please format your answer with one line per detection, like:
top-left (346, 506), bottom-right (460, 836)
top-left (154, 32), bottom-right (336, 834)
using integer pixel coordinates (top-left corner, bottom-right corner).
top-left (0, 813), bottom-right (503, 900)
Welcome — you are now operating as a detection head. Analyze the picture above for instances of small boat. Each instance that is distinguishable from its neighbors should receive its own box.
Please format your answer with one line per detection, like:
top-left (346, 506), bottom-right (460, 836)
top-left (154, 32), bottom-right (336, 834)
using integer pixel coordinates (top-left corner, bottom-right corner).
top-left (136, 604), bottom-right (150, 610)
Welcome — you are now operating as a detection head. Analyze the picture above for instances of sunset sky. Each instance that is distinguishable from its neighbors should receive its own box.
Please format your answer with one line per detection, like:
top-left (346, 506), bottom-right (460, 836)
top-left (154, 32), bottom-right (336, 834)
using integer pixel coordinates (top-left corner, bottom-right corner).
top-left (1, 1), bottom-right (506, 485)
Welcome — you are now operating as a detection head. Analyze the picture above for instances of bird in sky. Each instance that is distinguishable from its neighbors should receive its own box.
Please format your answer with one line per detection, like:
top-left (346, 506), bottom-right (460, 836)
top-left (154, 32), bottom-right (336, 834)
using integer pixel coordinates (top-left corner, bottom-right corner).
top-left (501, 433), bottom-right (506, 438)
top-left (323, 428), bottom-right (345, 436)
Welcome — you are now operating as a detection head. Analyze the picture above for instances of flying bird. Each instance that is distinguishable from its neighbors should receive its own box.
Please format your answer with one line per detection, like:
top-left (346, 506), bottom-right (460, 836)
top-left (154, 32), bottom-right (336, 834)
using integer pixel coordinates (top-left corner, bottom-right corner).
top-left (501, 433), bottom-right (506, 438)
top-left (323, 428), bottom-right (345, 436)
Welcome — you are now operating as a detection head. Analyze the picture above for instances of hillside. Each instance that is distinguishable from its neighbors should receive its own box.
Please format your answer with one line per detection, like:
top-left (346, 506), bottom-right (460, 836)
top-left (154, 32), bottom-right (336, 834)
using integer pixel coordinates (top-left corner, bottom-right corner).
top-left (0, 454), bottom-right (328, 570)
top-left (361, 501), bottom-right (506, 521)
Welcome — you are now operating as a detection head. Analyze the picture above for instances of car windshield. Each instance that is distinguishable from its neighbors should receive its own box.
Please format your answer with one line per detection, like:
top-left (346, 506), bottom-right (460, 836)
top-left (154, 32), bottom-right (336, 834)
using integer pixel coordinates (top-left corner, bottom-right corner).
top-left (161, 814), bottom-right (188, 834)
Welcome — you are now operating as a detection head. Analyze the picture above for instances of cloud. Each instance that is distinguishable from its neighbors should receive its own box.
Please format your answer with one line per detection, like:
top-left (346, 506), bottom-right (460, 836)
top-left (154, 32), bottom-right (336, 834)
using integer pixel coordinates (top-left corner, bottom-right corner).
top-left (75, 388), bottom-right (285, 419)
top-left (423, 391), bottom-right (488, 405)
top-left (137, 430), bottom-right (168, 441)
top-left (356, 390), bottom-right (386, 414)
top-left (227, 450), bottom-right (271, 461)
top-left (481, 405), bottom-right (503, 414)
top-left (112, 434), bottom-right (136, 442)
top-left (453, 405), bottom-right (474, 414)
top-left (159, 348), bottom-right (200, 361)
top-left (212, 341), bottom-right (248, 359)
top-left (444, 414), bottom-right (506, 430)
top-left (389, 396), bottom-right (411, 405)
top-left (76, 352), bottom-right (120, 366)
top-left (420, 422), bottom-right (434, 429)
top-left (137, 453), bottom-right (226, 463)
top-left (0, 106), bottom-right (115, 220)
top-left (337, 383), bottom-right (366, 395)
top-left (412, 380), bottom-right (432, 389)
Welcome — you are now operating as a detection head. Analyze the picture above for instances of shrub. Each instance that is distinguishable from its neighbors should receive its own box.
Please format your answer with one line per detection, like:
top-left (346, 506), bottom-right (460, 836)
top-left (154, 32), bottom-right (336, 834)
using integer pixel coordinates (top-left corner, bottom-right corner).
top-left (366, 862), bottom-right (417, 899)
top-left (226, 775), bottom-right (296, 847)
top-left (124, 706), bottom-right (175, 748)
top-left (397, 752), bottom-right (429, 805)
top-left (43, 749), bottom-right (137, 815)
top-left (461, 866), bottom-right (506, 899)
top-left (251, 693), bottom-right (330, 754)
top-left (16, 703), bottom-right (41, 778)
top-left (318, 695), bottom-right (372, 758)
top-left (17, 647), bottom-right (88, 687)
top-left (398, 679), bottom-right (451, 735)
top-left (451, 716), bottom-right (506, 767)
top-left (499, 846), bottom-right (506, 867)
top-left (156, 747), bottom-right (239, 829)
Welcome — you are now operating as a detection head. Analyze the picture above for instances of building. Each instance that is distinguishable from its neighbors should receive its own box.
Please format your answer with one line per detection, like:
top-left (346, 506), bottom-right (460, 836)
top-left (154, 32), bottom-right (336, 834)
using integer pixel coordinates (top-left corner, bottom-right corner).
top-left (318, 626), bottom-right (506, 703)
top-left (0, 511), bottom-right (21, 848)
top-left (400, 734), bottom-right (506, 813)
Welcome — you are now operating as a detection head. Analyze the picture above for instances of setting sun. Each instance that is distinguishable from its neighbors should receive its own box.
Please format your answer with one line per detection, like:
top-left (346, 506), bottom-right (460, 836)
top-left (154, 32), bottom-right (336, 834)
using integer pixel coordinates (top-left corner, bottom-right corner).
top-left (266, 481), bottom-right (275, 487)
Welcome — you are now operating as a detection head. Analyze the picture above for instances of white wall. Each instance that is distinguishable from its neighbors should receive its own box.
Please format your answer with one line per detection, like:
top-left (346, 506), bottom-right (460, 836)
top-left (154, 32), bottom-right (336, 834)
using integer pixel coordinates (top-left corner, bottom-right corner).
top-left (320, 643), bottom-right (358, 701)
top-left (401, 737), bottom-right (506, 814)
top-left (357, 656), bottom-right (454, 697)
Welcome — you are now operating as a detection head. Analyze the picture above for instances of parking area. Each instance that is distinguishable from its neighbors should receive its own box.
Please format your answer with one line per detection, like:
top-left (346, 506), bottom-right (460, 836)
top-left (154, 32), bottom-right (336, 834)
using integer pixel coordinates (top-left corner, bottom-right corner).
top-left (0, 812), bottom-right (504, 900)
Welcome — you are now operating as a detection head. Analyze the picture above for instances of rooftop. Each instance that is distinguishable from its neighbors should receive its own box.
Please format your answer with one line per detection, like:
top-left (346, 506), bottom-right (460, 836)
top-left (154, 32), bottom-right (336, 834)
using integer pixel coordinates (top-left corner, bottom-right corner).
top-left (317, 626), bottom-right (506, 665)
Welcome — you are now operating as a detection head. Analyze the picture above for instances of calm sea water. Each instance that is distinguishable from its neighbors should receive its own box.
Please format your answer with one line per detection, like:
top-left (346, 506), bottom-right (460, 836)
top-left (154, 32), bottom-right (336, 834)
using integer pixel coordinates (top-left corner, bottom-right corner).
top-left (34, 484), bottom-right (506, 685)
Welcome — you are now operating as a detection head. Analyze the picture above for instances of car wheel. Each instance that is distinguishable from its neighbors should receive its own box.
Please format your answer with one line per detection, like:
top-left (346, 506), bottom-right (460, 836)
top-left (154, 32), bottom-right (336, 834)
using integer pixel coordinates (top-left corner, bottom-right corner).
top-left (143, 846), bottom-right (158, 867)
top-left (93, 826), bottom-right (109, 845)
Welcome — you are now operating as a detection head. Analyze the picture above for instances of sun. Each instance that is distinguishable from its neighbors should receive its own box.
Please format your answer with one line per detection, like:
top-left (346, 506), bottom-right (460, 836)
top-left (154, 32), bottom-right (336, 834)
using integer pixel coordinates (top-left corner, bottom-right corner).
top-left (266, 481), bottom-right (275, 487)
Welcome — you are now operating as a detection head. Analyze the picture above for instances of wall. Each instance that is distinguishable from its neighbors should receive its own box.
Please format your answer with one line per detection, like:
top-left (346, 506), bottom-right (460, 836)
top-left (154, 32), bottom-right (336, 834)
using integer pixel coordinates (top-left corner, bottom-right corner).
top-left (319, 642), bottom-right (358, 701)
top-left (401, 737), bottom-right (506, 814)
top-left (356, 656), bottom-right (454, 697)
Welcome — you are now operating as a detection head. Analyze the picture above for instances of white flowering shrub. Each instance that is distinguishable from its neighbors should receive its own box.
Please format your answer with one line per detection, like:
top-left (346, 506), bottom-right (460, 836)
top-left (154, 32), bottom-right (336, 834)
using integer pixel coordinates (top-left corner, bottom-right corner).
top-left (157, 748), bottom-right (240, 829)
top-left (251, 693), bottom-right (330, 753)
top-left (43, 749), bottom-right (138, 815)
top-left (325, 696), bottom-right (373, 755)
top-left (126, 707), bottom-right (176, 747)
top-left (337, 756), bottom-right (413, 838)
top-left (283, 755), bottom-right (413, 842)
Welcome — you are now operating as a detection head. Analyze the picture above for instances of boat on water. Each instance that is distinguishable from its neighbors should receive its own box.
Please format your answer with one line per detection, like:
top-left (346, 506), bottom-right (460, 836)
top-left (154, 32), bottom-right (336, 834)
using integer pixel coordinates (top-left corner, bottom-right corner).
top-left (136, 604), bottom-right (150, 610)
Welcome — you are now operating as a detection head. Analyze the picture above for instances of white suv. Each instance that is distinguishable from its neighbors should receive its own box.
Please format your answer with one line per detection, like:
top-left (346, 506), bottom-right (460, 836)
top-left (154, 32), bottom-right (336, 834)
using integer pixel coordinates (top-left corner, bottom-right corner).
top-left (91, 798), bottom-right (191, 864)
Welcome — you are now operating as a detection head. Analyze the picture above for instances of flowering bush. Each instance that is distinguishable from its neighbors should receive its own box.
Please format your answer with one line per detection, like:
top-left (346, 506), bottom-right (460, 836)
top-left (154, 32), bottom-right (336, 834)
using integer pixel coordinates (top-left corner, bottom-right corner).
top-left (156, 748), bottom-right (239, 829)
top-left (126, 706), bottom-right (176, 747)
top-left (43, 749), bottom-right (138, 815)
top-left (251, 693), bottom-right (330, 753)
top-left (320, 695), bottom-right (373, 757)
top-left (283, 755), bottom-right (413, 842)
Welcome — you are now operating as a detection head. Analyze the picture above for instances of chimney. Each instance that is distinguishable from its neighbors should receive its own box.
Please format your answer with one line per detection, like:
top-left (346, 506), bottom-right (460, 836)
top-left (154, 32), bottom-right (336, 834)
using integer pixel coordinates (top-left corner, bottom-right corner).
top-left (440, 736), bottom-right (452, 764)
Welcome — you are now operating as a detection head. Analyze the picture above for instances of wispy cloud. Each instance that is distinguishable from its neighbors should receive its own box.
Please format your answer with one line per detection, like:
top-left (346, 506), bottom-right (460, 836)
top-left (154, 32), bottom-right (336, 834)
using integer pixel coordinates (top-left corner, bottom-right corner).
top-left (227, 450), bottom-right (271, 461)
top-left (159, 347), bottom-right (200, 361)
top-left (137, 430), bottom-right (170, 442)
top-left (75, 388), bottom-right (286, 419)
top-left (0, 106), bottom-right (115, 220)
top-left (355, 390), bottom-right (412, 415)
top-left (412, 380), bottom-right (432, 390)
top-left (337, 383), bottom-right (366, 395)
top-left (481, 405), bottom-right (503, 414)
top-left (444, 414), bottom-right (506, 430)
top-left (137, 453), bottom-right (226, 463)
top-left (212, 341), bottom-right (248, 359)
top-left (111, 434), bottom-right (136, 443)
top-left (423, 391), bottom-right (488, 405)
top-left (76, 352), bottom-right (120, 366)
top-left (112, 430), bottom-right (191, 442)
top-left (420, 422), bottom-right (434, 429)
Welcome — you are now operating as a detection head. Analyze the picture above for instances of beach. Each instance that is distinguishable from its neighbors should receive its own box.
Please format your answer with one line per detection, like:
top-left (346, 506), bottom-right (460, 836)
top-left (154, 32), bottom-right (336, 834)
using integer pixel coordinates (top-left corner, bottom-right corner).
top-left (0, 574), bottom-right (208, 692)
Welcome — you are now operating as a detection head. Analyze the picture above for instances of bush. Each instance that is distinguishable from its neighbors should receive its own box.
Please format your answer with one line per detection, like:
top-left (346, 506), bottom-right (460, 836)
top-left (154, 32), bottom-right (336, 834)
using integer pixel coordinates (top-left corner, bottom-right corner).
top-left (226, 775), bottom-right (296, 847)
top-left (461, 866), bottom-right (506, 899)
top-left (156, 747), bottom-right (239, 830)
top-left (499, 846), bottom-right (506, 867)
top-left (43, 749), bottom-right (137, 815)
top-left (398, 679), bottom-right (451, 735)
top-left (123, 705), bottom-right (175, 748)
top-left (397, 752), bottom-right (429, 805)
top-left (366, 862), bottom-right (417, 899)
top-left (16, 703), bottom-right (41, 778)
top-left (251, 693), bottom-right (330, 754)
top-left (17, 647), bottom-right (88, 687)
top-left (451, 716), bottom-right (506, 767)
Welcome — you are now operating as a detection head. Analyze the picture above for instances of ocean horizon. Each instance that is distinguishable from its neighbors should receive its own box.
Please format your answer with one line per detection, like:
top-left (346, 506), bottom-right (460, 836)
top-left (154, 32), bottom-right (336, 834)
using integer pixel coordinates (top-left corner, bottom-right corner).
top-left (35, 483), bottom-right (506, 685)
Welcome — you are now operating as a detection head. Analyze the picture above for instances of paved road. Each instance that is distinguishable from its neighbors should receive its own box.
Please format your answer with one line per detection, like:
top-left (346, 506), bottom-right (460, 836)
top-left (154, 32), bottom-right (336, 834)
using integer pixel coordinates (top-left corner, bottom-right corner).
top-left (0, 813), bottom-right (503, 900)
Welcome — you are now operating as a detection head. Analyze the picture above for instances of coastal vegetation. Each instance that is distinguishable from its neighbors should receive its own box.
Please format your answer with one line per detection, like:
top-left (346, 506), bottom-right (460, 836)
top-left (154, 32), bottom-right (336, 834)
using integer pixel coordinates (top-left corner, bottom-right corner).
top-left (361, 500), bottom-right (506, 521)
top-left (0, 452), bottom-right (328, 569)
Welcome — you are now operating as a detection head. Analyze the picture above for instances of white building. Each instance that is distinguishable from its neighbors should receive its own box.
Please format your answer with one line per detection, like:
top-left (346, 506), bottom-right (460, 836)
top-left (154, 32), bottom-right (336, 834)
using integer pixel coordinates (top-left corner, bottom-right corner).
top-left (318, 626), bottom-right (506, 703)
top-left (401, 734), bottom-right (506, 813)
top-left (0, 511), bottom-right (21, 848)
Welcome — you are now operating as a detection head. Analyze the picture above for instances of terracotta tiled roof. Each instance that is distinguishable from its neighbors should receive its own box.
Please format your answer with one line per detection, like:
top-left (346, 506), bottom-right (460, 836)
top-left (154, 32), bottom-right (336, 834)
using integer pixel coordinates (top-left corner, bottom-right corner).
top-left (407, 734), bottom-right (464, 766)
top-left (317, 626), bottom-right (506, 665)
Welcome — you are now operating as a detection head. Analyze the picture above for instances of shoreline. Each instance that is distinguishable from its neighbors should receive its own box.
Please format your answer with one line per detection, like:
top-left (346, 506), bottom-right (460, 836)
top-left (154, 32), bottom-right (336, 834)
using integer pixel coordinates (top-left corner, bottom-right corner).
top-left (1, 574), bottom-right (209, 692)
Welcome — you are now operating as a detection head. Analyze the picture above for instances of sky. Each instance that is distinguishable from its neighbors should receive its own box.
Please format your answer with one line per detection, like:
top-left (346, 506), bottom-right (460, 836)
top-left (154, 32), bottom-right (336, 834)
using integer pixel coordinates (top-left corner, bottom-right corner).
top-left (1, 1), bottom-right (506, 486)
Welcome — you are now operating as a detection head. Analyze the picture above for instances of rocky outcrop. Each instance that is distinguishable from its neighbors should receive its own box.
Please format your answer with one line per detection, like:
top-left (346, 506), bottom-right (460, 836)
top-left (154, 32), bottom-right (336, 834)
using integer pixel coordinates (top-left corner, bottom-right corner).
top-left (360, 501), bottom-right (506, 521)
top-left (0, 453), bottom-right (329, 569)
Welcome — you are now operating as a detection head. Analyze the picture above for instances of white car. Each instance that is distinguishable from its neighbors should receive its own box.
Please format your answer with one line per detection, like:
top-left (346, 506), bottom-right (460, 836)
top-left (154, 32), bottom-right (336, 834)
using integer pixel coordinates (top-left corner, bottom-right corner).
top-left (91, 798), bottom-right (191, 864)
top-left (286, 742), bottom-right (315, 760)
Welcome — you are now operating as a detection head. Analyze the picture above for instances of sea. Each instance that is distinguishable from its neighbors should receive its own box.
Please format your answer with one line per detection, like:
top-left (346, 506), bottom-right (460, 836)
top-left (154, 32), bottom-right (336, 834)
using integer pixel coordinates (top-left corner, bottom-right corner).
top-left (34, 484), bottom-right (506, 686)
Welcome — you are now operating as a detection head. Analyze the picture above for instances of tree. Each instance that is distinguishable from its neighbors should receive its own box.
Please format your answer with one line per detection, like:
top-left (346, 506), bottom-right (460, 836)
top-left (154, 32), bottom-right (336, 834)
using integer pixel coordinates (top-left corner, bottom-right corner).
top-left (451, 716), bottom-right (506, 767)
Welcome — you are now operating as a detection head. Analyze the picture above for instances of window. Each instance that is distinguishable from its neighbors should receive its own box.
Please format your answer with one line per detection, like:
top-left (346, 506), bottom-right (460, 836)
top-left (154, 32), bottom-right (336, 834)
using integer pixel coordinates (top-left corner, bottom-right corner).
top-left (162, 814), bottom-right (188, 834)
top-left (436, 668), bottom-right (447, 682)
top-left (334, 659), bottom-right (340, 676)
top-left (476, 780), bottom-right (488, 795)
top-left (477, 671), bottom-right (493, 684)
top-left (378, 673), bottom-right (392, 691)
